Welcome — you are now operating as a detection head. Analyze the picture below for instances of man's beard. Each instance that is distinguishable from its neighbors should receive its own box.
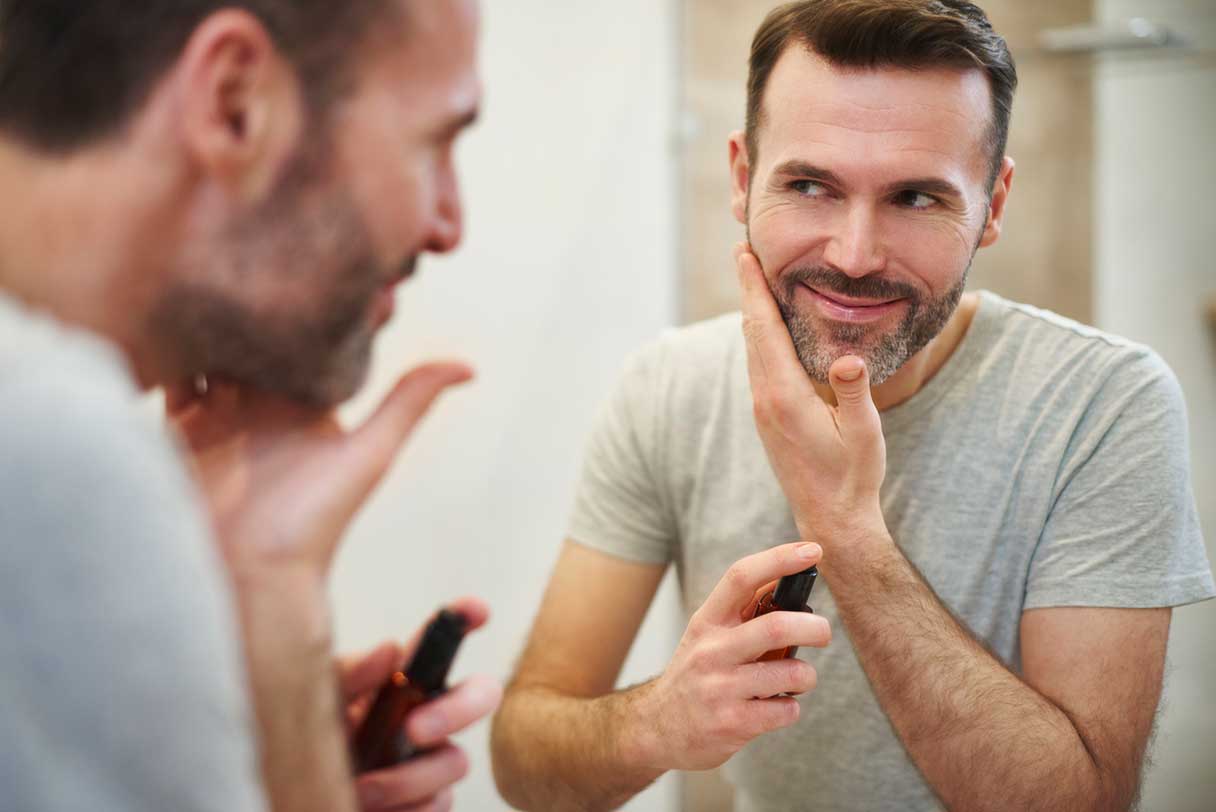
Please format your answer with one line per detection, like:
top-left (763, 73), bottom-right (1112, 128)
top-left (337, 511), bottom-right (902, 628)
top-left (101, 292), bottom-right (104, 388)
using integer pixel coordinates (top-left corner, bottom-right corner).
top-left (772, 264), bottom-right (968, 386)
top-left (151, 139), bottom-right (404, 407)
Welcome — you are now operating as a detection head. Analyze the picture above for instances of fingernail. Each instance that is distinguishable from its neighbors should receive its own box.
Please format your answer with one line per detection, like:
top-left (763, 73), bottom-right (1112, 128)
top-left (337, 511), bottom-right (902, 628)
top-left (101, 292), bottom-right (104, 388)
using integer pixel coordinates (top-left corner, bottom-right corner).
top-left (797, 542), bottom-right (821, 560)
top-left (836, 361), bottom-right (863, 382)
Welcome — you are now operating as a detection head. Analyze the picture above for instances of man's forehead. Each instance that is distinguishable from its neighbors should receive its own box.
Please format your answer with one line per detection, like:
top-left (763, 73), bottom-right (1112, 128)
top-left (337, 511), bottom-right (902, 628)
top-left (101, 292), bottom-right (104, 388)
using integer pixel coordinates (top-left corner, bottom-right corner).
top-left (399, 0), bottom-right (480, 58)
top-left (361, 0), bottom-right (480, 110)
top-left (757, 46), bottom-right (992, 177)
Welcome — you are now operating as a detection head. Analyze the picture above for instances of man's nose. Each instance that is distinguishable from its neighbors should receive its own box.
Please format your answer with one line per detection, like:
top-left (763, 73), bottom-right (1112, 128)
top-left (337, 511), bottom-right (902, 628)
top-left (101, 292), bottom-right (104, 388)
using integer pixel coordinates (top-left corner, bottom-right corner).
top-left (822, 203), bottom-right (886, 277)
top-left (425, 166), bottom-right (464, 255)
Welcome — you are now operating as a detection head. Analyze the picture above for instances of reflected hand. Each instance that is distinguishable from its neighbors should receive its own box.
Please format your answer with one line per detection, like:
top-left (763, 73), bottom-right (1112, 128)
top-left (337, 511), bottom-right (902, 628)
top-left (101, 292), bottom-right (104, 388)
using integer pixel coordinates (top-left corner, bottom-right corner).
top-left (166, 362), bottom-right (472, 576)
top-left (339, 598), bottom-right (503, 812)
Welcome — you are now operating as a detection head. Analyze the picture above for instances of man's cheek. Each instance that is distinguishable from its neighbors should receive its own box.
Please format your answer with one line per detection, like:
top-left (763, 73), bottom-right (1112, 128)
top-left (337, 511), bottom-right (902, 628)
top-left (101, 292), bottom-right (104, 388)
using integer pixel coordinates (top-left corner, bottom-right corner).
top-left (750, 207), bottom-right (825, 272)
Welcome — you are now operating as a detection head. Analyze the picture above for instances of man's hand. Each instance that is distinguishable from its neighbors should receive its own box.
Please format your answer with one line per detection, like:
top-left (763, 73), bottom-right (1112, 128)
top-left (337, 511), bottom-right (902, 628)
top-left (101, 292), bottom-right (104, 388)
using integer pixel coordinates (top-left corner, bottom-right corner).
top-left (165, 363), bottom-right (472, 812)
top-left (636, 542), bottom-right (830, 772)
top-left (735, 243), bottom-right (886, 544)
top-left (340, 598), bottom-right (503, 812)
top-left (166, 362), bottom-right (472, 575)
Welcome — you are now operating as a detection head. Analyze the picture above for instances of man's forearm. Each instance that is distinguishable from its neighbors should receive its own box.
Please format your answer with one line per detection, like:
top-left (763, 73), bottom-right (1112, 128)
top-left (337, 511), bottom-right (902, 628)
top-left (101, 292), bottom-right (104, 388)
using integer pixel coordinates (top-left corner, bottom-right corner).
top-left (822, 528), bottom-right (1125, 812)
top-left (491, 680), bottom-right (665, 812)
top-left (233, 566), bottom-right (356, 812)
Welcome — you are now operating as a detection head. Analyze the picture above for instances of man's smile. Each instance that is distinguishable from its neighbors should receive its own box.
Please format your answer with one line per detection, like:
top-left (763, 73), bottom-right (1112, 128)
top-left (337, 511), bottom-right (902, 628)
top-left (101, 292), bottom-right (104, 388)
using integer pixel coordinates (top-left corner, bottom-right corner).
top-left (803, 284), bottom-right (908, 323)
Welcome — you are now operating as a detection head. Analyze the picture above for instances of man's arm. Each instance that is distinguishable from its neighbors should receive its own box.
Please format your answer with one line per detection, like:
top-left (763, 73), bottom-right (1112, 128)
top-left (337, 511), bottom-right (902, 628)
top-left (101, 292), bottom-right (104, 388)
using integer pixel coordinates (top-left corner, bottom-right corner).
top-left (491, 540), bottom-right (669, 811)
top-left (491, 539), bottom-right (829, 811)
top-left (825, 534), bottom-right (1168, 812)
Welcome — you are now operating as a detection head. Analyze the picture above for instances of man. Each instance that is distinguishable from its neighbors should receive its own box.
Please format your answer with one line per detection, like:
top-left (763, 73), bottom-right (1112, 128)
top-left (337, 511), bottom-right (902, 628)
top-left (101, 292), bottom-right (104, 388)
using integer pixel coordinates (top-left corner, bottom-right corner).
top-left (491, 2), bottom-right (1215, 810)
top-left (0, 2), bottom-right (499, 811)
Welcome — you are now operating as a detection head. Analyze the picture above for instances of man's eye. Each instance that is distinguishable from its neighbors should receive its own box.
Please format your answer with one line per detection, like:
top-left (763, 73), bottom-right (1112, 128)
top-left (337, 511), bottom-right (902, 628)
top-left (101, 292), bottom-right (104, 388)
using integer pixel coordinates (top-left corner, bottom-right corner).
top-left (791, 180), bottom-right (829, 197)
top-left (896, 190), bottom-right (937, 209)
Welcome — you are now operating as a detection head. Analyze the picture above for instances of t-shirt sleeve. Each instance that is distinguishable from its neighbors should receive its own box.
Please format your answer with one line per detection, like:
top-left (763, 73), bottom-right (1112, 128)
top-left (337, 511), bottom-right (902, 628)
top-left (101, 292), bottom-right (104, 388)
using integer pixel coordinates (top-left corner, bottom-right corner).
top-left (1025, 350), bottom-right (1215, 610)
top-left (567, 342), bottom-right (678, 565)
top-left (0, 375), bottom-right (267, 812)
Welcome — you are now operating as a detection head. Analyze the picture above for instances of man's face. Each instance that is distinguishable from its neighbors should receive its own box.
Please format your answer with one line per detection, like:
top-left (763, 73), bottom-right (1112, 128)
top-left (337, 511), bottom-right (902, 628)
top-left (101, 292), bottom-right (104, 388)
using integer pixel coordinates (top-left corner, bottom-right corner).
top-left (157, 0), bottom-right (481, 406)
top-left (734, 47), bottom-right (998, 385)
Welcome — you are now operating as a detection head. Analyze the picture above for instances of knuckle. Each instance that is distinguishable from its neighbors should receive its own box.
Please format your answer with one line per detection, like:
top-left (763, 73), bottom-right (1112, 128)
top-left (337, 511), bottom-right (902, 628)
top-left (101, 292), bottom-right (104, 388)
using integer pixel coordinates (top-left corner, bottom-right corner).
top-left (724, 562), bottom-right (751, 593)
top-left (716, 703), bottom-right (745, 736)
top-left (684, 639), bottom-right (714, 671)
top-left (764, 614), bottom-right (790, 645)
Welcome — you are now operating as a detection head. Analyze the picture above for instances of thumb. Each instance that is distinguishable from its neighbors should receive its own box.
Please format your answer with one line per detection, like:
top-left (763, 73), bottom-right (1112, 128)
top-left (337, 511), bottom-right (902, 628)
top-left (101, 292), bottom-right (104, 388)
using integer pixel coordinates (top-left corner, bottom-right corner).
top-left (828, 356), bottom-right (881, 441)
top-left (338, 640), bottom-right (406, 704)
top-left (348, 361), bottom-right (474, 492)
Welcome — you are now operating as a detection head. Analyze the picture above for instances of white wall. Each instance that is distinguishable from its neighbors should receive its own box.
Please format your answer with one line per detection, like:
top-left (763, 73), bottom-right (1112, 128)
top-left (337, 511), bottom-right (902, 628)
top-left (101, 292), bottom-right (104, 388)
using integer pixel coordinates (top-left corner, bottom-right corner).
top-left (332, 3), bottom-right (681, 810)
top-left (1094, 2), bottom-right (1216, 810)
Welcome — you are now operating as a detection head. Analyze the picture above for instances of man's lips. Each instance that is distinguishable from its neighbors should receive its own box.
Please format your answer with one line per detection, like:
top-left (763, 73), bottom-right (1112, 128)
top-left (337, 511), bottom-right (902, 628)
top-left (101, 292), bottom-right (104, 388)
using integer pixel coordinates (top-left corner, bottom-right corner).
top-left (803, 285), bottom-right (907, 323)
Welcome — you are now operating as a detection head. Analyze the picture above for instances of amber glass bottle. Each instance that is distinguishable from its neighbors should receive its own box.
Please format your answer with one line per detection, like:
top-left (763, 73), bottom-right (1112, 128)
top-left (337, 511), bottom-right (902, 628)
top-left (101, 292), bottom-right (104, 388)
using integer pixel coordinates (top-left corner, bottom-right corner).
top-left (750, 565), bottom-right (818, 662)
top-left (353, 609), bottom-right (468, 773)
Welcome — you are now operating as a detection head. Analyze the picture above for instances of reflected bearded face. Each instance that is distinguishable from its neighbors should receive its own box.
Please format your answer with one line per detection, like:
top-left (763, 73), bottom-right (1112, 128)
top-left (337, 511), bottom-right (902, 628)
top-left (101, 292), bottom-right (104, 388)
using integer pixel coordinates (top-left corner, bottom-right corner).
top-left (153, 137), bottom-right (407, 406)
top-left (152, 0), bottom-right (480, 407)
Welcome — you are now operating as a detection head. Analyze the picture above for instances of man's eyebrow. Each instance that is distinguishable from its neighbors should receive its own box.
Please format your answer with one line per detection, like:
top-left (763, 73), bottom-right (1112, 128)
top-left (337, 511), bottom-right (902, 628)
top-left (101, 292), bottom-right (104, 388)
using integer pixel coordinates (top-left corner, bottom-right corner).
top-left (882, 177), bottom-right (964, 199)
top-left (771, 160), bottom-right (965, 200)
top-left (770, 160), bottom-right (846, 187)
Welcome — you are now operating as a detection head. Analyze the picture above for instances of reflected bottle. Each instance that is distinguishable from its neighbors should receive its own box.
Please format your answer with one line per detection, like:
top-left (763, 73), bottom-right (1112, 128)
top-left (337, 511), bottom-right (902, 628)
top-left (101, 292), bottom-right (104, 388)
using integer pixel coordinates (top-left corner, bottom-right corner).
top-left (352, 609), bottom-right (468, 773)
top-left (750, 565), bottom-right (818, 662)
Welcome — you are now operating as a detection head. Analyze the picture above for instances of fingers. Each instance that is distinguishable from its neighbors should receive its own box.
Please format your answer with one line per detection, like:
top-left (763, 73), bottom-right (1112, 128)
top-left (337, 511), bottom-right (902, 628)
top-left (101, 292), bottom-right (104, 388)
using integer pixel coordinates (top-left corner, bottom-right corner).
top-left (354, 745), bottom-right (466, 810)
top-left (349, 362), bottom-right (474, 493)
top-left (699, 542), bottom-right (822, 626)
top-left (735, 243), bottom-right (807, 395)
top-left (747, 695), bottom-right (802, 734)
top-left (405, 674), bottom-right (503, 748)
top-left (729, 611), bottom-right (831, 663)
top-left (735, 657), bottom-right (819, 699)
top-left (400, 596), bottom-right (491, 662)
top-left (828, 356), bottom-right (882, 445)
top-left (338, 640), bottom-right (406, 705)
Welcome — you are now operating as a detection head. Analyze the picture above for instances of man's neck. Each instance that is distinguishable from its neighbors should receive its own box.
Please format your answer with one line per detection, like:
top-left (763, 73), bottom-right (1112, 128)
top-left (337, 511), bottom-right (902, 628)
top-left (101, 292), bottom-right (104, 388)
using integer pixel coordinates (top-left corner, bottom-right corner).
top-left (0, 137), bottom-right (176, 387)
top-left (811, 292), bottom-right (981, 412)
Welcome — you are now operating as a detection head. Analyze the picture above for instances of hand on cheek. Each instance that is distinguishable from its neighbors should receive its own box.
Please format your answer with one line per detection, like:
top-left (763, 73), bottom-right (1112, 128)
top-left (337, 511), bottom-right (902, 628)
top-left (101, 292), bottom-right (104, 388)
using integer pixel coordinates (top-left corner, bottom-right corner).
top-left (735, 243), bottom-right (887, 543)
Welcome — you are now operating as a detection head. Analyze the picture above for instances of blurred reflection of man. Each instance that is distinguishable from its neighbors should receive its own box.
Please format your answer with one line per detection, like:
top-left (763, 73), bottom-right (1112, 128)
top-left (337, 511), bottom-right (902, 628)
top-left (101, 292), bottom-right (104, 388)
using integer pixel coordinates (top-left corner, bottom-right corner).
top-left (492, 2), bottom-right (1215, 810)
top-left (0, 2), bottom-right (500, 811)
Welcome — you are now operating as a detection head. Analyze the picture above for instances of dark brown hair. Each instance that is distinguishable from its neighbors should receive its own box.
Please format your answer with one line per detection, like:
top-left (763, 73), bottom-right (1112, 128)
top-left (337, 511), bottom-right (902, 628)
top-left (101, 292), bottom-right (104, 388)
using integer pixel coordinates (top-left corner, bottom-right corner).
top-left (0, 0), bottom-right (400, 154)
top-left (745, 0), bottom-right (1017, 187)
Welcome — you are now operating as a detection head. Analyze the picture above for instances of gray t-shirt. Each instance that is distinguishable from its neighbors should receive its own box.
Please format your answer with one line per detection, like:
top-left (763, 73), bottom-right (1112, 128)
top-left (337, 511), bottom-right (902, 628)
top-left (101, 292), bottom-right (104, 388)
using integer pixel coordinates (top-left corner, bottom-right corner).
top-left (0, 294), bottom-right (266, 811)
top-left (568, 291), bottom-right (1214, 812)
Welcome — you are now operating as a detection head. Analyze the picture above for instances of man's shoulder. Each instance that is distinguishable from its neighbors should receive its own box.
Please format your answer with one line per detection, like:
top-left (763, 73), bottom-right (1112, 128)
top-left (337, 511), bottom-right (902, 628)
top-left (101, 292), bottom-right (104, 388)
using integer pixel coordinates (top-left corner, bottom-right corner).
top-left (984, 292), bottom-right (1155, 363)
top-left (0, 293), bottom-right (202, 552)
top-left (0, 292), bottom-right (138, 410)
top-left (979, 291), bottom-right (1172, 395)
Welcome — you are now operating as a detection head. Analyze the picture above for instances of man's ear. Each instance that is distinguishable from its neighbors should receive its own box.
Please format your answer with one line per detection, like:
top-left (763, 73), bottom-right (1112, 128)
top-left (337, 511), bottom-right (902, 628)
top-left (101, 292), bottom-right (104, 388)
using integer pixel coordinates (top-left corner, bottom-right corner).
top-left (979, 156), bottom-right (1015, 248)
top-left (728, 130), bottom-right (751, 226)
top-left (171, 9), bottom-right (305, 200)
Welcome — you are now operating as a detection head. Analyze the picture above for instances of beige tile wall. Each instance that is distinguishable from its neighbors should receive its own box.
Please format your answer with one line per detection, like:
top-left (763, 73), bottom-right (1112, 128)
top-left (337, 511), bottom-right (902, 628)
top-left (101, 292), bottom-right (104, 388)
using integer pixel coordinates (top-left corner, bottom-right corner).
top-left (677, 2), bottom-right (1093, 809)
